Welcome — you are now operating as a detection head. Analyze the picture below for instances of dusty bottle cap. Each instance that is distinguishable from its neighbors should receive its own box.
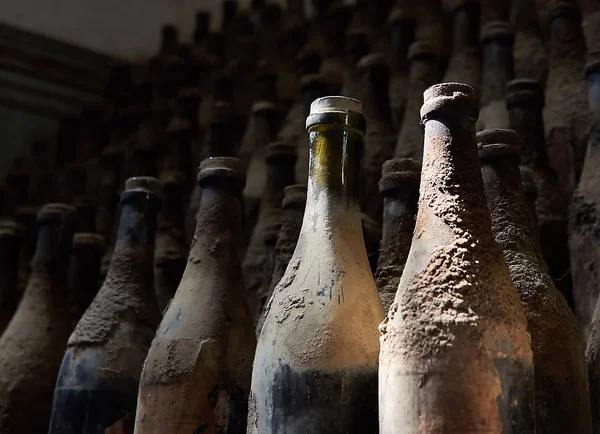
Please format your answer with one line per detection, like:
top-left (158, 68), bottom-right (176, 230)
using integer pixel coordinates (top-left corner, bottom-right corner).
top-left (506, 78), bottom-right (544, 108)
top-left (306, 96), bottom-right (366, 131)
top-left (73, 232), bottom-right (105, 249)
top-left (407, 41), bottom-right (438, 61)
top-left (379, 158), bottom-right (421, 193)
top-left (283, 184), bottom-right (307, 208)
top-left (124, 176), bottom-right (164, 196)
top-left (480, 21), bottom-right (514, 44)
top-left (0, 218), bottom-right (25, 237)
top-left (549, 0), bottom-right (581, 21)
top-left (477, 128), bottom-right (520, 161)
top-left (420, 82), bottom-right (479, 122)
top-left (37, 203), bottom-right (77, 224)
top-left (357, 53), bottom-right (389, 71)
top-left (266, 141), bottom-right (298, 161)
top-left (585, 52), bottom-right (600, 77)
top-left (519, 166), bottom-right (538, 198)
top-left (198, 157), bottom-right (247, 188)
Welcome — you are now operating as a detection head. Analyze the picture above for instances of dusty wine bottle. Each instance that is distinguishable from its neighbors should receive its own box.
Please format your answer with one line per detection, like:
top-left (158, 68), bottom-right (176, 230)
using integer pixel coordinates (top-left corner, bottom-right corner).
top-left (134, 158), bottom-right (255, 434)
top-left (248, 96), bottom-right (384, 433)
top-left (479, 128), bottom-right (592, 434)
top-left (511, 0), bottom-right (547, 83)
top-left (375, 158), bottom-right (420, 313)
top-left (48, 177), bottom-right (163, 434)
top-left (0, 204), bottom-right (76, 433)
top-left (379, 83), bottom-right (535, 433)
top-left (519, 166), bottom-right (540, 241)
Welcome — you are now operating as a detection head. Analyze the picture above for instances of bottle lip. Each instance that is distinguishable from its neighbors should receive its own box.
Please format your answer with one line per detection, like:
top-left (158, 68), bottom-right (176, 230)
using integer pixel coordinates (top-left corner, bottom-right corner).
top-left (306, 96), bottom-right (366, 131)
top-left (549, 1), bottom-right (581, 21)
top-left (506, 78), bottom-right (544, 107)
top-left (37, 203), bottom-right (77, 224)
top-left (379, 158), bottom-right (421, 193)
top-left (357, 53), bottom-right (389, 71)
top-left (0, 218), bottom-right (25, 237)
top-left (408, 41), bottom-right (438, 60)
top-left (477, 129), bottom-right (520, 161)
top-left (480, 21), bottom-right (514, 44)
top-left (197, 156), bottom-right (247, 187)
top-left (420, 82), bottom-right (478, 123)
top-left (124, 176), bottom-right (164, 197)
top-left (73, 232), bottom-right (105, 249)
top-left (283, 184), bottom-right (307, 208)
top-left (266, 140), bottom-right (298, 161)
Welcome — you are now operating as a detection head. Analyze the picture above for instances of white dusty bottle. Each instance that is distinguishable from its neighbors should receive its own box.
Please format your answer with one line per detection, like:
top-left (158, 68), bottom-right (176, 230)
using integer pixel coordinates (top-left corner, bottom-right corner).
top-left (248, 96), bottom-right (385, 433)
top-left (379, 83), bottom-right (535, 434)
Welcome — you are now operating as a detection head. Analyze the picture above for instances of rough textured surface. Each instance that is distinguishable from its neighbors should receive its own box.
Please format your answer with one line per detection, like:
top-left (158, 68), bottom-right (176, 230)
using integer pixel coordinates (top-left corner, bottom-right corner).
top-left (135, 176), bottom-right (256, 434)
top-left (480, 135), bottom-right (592, 434)
top-left (380, 85), bottom-right (534, 433)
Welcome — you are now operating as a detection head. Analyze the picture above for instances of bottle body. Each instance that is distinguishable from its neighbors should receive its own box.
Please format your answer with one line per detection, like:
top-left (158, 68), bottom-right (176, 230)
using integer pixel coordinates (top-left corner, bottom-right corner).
top-left (379, 84), bottom-right (534, 433)
top-left (249, 97), bottom-right (384, 434)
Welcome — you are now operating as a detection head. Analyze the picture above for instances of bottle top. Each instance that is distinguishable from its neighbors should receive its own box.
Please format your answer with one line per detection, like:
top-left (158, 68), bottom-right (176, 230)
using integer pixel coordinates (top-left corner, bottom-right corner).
top-left (160, 170), bottom-right (187, 187)
top-left (407, 41), bottom-right (438, 60)
top-left (585, 52), bottom-right (600, 77)
top-left (357, 53), bottom-right (389, 71)
top-left (388, 7), bottom-right (416, 23)
top-left (198, 157), bottom-right (247, 188)
top-left (124, 176), bottom-right (164, 197)
top-left (477, 128), bottom-right (520, 161)
top-left (37, 203), bottom-right (77, 225)
top-left (15, 205), bottom-right (39, 221)
top-left (0, 219), bottom-right (25, 238)
top-left (299, 73), bottom-right (330, 90)
top-left (505, 78), bottom-right (544, 108)
top-left (549, 0), bottom-right (581, 21)
top-left (251, 101), bottom-right (279, 114)
top-left (283, 184), bottom-right (307, 208)
top-left (73, 233), bottom-right (105, 249)
top-left (266, 141), bottom-right (298, 161)
top-left (379, 158), bottom-right (421, 193)
top-left (480, 21), bottom-right (514, 44)
top-left (519, 166), bottom-right (538, 198)
top-left (420, 82), bottom-right (479, 122)
top-left (310, 96), bottom-right (362, 115)
top-left (306, 96), bottom-right (366, 130)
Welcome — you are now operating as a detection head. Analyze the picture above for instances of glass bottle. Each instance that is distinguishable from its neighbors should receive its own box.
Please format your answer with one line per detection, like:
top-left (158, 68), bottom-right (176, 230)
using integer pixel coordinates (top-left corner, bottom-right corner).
top-left (573, 53), bottom-right (600, 343)
top-left (394, 41), bottom-right (440, 160)
top-left (379, 83), bottom-right (535, 433)
top-left (0, 220), bottom-right (24, 336)
top-left (0, 204), bottom-right (76, 433)
top-left (519, 166), bottom-right (540, 241)
top-left (244, 141), bottom-right (297, 323)
top-left (375, 158), bottom-right (420, 313)
top-left (479, 21), bottom-right (514, 130)
top-left (511, 0), bottom-right (548, 83)
top-left (545, 1), bottom-right (590, 181)
top-left (443, 0), bottom-right (481, 94)
top-left (134, 157), bottom-right (255, 433)
top-left (506, 78), bottom-right (573, 310)
top-left (479, 128), bottom-right (592, 434)
top-left (48, 177), bottom-right (163, 434)
top-left (248, 96), bottom-right (384, 433)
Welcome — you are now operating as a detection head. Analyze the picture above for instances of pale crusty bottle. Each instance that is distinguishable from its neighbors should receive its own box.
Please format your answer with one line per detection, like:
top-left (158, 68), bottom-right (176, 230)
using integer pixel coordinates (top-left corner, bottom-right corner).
top-left (379, 83), bottom-right (535, 434)
top-left (248, 96), bottom-right (384, 433)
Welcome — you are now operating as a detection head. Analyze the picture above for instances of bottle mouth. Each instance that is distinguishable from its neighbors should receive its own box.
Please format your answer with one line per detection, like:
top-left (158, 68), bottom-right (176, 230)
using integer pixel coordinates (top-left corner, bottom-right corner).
top-left (379, 158), bottom-right (421, 193)
top-left (477, 129), bottom-right (520, 161)
top-left (305, 96), bottom-right (366, 131)
top-left (197, 156), bottom-right (247, 188)
top-left (73, 233), bottom-right (105, 249)
top-left (480, 21), bottom-right (514, 44)
top-left (124, 176), bottom-right (163, 196)
top-left (420, 82), bottom-right (478, 123)
top-left (506, 78), bottom-right (544, 108)
top-left (37, 203), bottom-right (77, 224)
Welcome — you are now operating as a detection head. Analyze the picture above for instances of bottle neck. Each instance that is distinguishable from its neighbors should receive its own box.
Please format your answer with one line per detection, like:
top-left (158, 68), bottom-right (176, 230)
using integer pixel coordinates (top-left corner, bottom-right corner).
top-left (481, 40), bottom-right (514, 104)
top-left (589, 71), bottom-right (600, 119)
top-left (409, 57), bottom-right (439, 87)
top-left (208, 122), bottom-right (235, 156)
top-left (452, 7), bottom-right (479, 53)
top-left (508, 102), bottom-right (548, 168)
top-left (511, 0), bottom-right (539, 29)
top-left (481, 155), bottom-right (540, 260)
top-left (188, 183), bottom-right (244, 276)
top-left (68, 245), bottom-right (103, 317)
top-left (550, 13), bottom-right (586, 60)
top-left (382, 187), bottom-right (419, 242)
top-left (390, 21), bottom-right (414, 69)
top-left (31, 221), bottom-right (73, 283)
top-left (360, 70), bottom-right (393, 124)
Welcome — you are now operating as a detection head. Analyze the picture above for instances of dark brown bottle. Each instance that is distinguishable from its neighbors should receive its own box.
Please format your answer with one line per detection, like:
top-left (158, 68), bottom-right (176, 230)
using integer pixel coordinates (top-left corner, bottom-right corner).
top-left (258, 184), bottom-right (306, 326)
top-left (479, 21), bottom-right (514, 131)
top-left (506, 78), bottom-right (574, 310)
top-left (154, 171), bottom-right (187, 313)
top-left (248, 96), bottom-right (383, 434)
top-left (0, 220), bottom-right (24, 336)
top-left (545, 1), bottom-right (590, 181)
top-left (358, 53), bottom-right (396, 223)
top-left (375, 158), bottom-right (420, 313)
top-left (388, 7), bottom-right (416, 130)
top-left (0, 204), bottom-right (76, 433)
top-left (68, 233), bottom-right (104, 326)
top-left (244, 142), bottom-right (297, 323)
top-left (572, 54), bottom-right (600, 343)
top-left (134, 158), bottom-right (256, 434)
top-left (394, 41), bottom-right (440, 160)
top-left (379, 84), bottom-right (534, 433)
top-left (48, 177), bottom-right (163, 434)
top-left (443, 0), bottom-right (481, 94)
top-left (479, 128), bottom-right (592, 434)
top-left (519, 166), bottom-right (540, 241)
top-left (511, 0), bottom-right (548, 83)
